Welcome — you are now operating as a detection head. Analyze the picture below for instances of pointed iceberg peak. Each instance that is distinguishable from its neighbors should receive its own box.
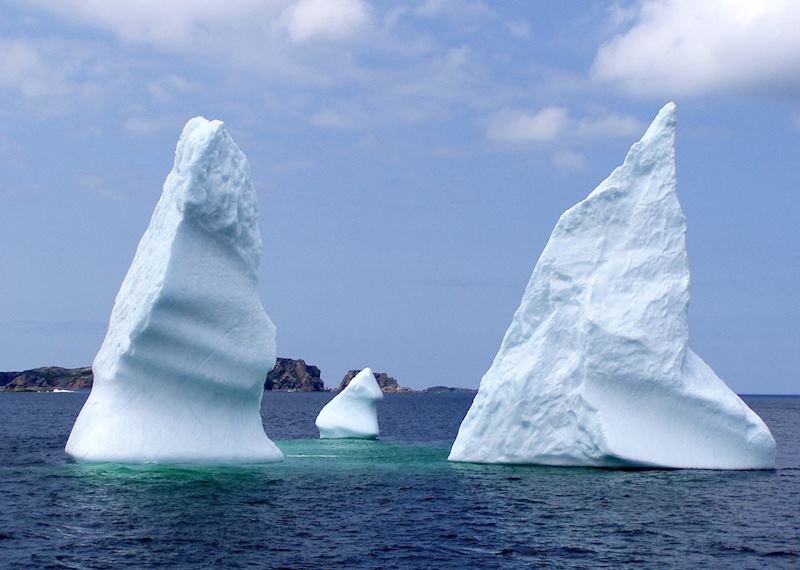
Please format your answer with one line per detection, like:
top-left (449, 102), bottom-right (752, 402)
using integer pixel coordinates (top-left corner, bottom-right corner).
top-left (166, 116), bottom-right (261, 273)
top-left (652, 100), bottom-right (676, 129)
top-left (344, 368), bottom-right (384, 399)
top-left (172, 116), bottom-right (233, 183)
top-left (641, 100), bottom-right (675, 140)
top-left (633, 101), bottom-right (676, 144)
top-left (610, 101), bottom-right (676, 189)
top-left (179, 115), bottom-right (221, 140)
top-left (316, 368), bottom-right (383, 439)
top-left (449, 104), bottom-right (775, 470)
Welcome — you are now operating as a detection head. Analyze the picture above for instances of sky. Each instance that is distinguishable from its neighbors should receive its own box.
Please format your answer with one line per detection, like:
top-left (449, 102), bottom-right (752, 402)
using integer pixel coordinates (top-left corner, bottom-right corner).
top-left (0, 0), bottom-right (798, 393)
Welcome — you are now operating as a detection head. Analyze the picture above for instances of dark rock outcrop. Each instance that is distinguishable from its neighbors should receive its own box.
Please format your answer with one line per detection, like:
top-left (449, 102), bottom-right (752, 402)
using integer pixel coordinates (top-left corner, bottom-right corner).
top-left (0, 366), bottom-right (93, 392)
top-left (339, 369), bottom-right (412, 393)
top-left (265, 358), bottom-right (325, 392)
top-left (423, 386), bottom-right (477, 393)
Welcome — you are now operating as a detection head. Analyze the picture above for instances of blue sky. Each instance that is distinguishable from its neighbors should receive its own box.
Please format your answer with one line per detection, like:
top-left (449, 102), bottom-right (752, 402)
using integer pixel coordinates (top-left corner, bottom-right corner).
top-left (0, 0), bottom-right (798, 393)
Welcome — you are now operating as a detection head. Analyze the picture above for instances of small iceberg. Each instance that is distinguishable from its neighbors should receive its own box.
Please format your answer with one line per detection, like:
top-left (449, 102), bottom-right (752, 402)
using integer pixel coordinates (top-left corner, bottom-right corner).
top-left (316, 368), bottom-right (383, 439)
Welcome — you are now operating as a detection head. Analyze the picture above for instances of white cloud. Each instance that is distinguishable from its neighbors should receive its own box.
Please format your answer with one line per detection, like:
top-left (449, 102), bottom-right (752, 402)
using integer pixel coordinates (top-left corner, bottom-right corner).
top-left (24, 1), bottom-right (373, 50)
top-left (552, 150), bottom-right (586, 172)
top-left (78, 174), bottom-right (120, 199)
top-left (281, 0), bottom-right (371, 42)
top-left (505, 20), bottom-right (531, 39)
top-left (147, 74), bottom-right (196, 103)
top-left (486, 107), bottom-right (569, 143)
top-left (604, 1), bottom-right (639, 32)
top-left (486, 107), bottom-right (642, 145)
top-left (21, 0), bottom-right (275, 50)
top-left (78, 174), bottom-right (104, 188)
top-left (0, 38), bottom-right (67, 98)
top-left (5, 1), bottom-right (379, 120)
top-left (4, 1), bottom-right (521, 131)
top-left (13, 0), bottom-right (460, 118)
top-left (576, 113), bottom-right (643, 138)
top-left (0, 35), bottom-right (119, 114)
top-left (310, 109), bottom-right (354, 129)
top-left (123, 117), bottom-right (165, 136)
top-left (592, 0), bottom-right (800, 97)
top-left (416, 0), bottom-right (492, 22)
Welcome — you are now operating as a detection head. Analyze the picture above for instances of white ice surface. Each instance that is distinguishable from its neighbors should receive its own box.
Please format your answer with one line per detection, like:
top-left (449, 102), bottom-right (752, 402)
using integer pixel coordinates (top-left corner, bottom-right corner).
top-left (316, 368), bottom-right (383, 439)
top-left (449, 103), bottom-right (776, 470)
top-left (66, 117), bottom-right (282, 464)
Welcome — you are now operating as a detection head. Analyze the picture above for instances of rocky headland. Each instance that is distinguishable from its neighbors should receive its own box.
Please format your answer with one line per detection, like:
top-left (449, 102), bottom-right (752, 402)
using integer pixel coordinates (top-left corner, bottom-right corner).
top-left (0, 367), bottom-right (93, 392)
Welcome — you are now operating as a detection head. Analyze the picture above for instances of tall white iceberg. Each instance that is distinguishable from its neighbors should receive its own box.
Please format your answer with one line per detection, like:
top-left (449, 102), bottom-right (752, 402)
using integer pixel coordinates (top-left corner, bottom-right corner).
top-left (66, 117), bottom-right (283, 464)
top-left (449, 103), bottom-right (776, 470)
top-left (316, 368), bottom-right (383, 439)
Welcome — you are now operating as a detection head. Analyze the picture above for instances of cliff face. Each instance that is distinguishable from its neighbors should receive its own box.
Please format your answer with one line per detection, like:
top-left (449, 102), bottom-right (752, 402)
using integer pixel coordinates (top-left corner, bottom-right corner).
top-left (0, 367), bottom-right (94, 392)
top-left (264, 358), bottom-right (325, 391)
top-left (339, 370), bottom-right (411, 393)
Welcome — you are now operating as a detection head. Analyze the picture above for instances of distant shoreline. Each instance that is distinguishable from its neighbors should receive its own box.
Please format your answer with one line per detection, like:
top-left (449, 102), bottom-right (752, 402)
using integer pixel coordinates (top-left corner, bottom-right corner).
top-left (0, 364), bottom-right (477, 394)
top-left (0, 386), bottom-right (478, 394)
top-left (2, 382), bottom-right (795, 398)
top-left (4, 366), bottom-right (789, 397)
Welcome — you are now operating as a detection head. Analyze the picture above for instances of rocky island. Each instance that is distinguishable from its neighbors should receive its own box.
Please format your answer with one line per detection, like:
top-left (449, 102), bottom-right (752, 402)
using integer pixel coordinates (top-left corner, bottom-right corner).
top-left (265, 358), bottom-right (325, 391)
top-left (338, 369), bottom-right (412, 393)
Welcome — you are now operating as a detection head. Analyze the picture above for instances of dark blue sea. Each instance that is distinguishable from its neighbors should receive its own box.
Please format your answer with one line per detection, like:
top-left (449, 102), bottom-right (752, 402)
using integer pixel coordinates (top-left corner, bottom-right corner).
top-left (0, 392), bottom-right (797, 569)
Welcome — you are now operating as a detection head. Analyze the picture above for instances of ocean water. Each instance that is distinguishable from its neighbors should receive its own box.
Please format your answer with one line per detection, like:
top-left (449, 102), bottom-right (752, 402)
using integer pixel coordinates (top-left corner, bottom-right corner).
top-left (0, 392), bottom-right (797, 569)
